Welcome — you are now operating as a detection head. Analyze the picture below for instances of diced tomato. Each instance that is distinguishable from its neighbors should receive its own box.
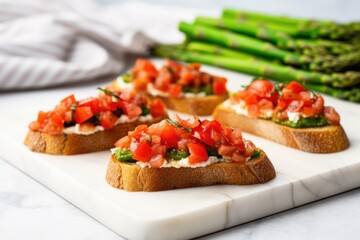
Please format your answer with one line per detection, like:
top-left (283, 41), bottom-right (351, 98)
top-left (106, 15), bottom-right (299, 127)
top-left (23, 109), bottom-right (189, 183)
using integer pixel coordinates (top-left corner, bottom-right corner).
top-left (132, 59), bottom-right (158, 77)
top-left (324, 106), bottom-right (340, 125)
top-left (229, 129), bottom-right (244, 148)
top-left (243, 92), bottom-right (260, 105)
top-left (160, 123), bottom-right (178, 148)
top-left (60, 94), bottom-right (76, 107)
top-left (133, 71), bottom-right (153, 91)
top-left (29, 121), bottom-right (41, 131)
top-left (129, 124), bottom-right (148, 140)
top-left (231, 151), bottom-right (246, 163)
top-left (187, 143), bottom-right (209, 164)
top-left (48, 111), bottom-right (64, 127)
top-left (188, 62), bottom-right (201, 70)
top-left (193, 119), bottom-right (223, 147)
top-left (217, 145), bottom-right (237, 157)
top-left (179, 68), bottom-right (196, 85)
top-left (302, 106), bottom-right (315, 117)
top-left (212, 77), bottom-right (227, 95)
top-left (312, 95), bottom-right (325, 115)
top-left (257, 99), bottom-right (274, 110)
top-left (120, 89), bottom-right (136, 101)
top-left (99, 111), bottom-right (117, 130)
top-left (248, 79), bottom-right (274, 97)
top-left (277, 98), bottom-right (291, 111)
top-left (114, 136), bottom-right (131, 148)
top-left (132, 140), bottom-right (152, 162)
top-left (37, 111), bottom-right (47, 124)
top-left (284, 81), bottom-right (307, 94)
top-left (170, 114), bottom-right (200, 129)
top-left (151, 144), bottom-right (167, 156)
top-left (169, 84), bottom-right (182, 97)
top-left (149, 154), bottom-right (165, 168)
top-left (164, 59), bottom-right (183, 73)
top-left (287, 100), bottom-right (304, 112)
top-left (78, 97), bottom-right (101, 114)
top-left (74, 106), bottom-right (93, 124)
top-left (64, 110), bottom-right (73, 123)
top-left (42, 122), bottom-right (63, 135)
top-left (244, 140), bottom-right (256, 157)
top-left (154, 68), bottom-right (172, 91)
top-left (123, 102), bottom-right (142, 119)
top-left (99, 94), bottom-right (118, 112)
top-left (149, 98), bottom-right (166, 118)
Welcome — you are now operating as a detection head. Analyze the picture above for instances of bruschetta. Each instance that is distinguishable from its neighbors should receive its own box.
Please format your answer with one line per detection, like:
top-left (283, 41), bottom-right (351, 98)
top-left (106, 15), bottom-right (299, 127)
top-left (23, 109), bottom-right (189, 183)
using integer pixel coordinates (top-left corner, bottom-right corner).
top-left (212, 79), bottom-right (349, 153)
top-left (112, 58), bottom-right (229, 116)
top-left (105, 115), bottom-right (276, 191)
top-left (25, 87), bottom-right (167, 155)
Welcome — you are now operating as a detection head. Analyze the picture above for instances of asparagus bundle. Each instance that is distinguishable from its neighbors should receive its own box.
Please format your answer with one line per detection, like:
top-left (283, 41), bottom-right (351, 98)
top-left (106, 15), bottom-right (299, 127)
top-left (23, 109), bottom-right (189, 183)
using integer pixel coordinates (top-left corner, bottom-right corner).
top-left (194, 16), bottom-right (359, 56)
top-left (153, 44), bottom-right (360, 102)
top-left (222, 9), bottom-right (360, 40)
top-left (180, 21), bottom-right (360, 73)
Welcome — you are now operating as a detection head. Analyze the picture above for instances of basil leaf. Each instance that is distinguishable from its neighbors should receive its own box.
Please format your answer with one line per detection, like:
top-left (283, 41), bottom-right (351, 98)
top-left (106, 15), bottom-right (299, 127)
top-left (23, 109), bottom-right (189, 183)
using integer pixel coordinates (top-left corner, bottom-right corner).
top-left (166, 148), bottom-right (189, 160)
top-left (166, 119), bottom-right (192, 132)
top-left (69, 102), bottom-right (78, 121)
top-left (140, 105), bottom-right (151, 116)
top-left (114, 148), bottom-right (135, 162)
top-left (206, 146), bottom-right (220, 157)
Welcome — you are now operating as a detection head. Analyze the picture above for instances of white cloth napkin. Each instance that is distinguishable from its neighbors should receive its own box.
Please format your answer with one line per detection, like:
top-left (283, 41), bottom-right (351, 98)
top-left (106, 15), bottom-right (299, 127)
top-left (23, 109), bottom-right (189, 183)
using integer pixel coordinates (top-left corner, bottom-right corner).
top-left (0, 0), bottom-right (214, 90)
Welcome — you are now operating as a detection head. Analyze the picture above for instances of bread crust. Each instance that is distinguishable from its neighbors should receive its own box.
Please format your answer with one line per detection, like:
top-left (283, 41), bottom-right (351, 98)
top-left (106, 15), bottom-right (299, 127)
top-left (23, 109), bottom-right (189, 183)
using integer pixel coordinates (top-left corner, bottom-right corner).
top-left (24, 116), bottom-right (166, 155)
top-left (212, 104), bottom-right (349, 153)
top-left (154, 94), bottom-right (228, 116)
top-left (105, 150), bottom-right (276, 192)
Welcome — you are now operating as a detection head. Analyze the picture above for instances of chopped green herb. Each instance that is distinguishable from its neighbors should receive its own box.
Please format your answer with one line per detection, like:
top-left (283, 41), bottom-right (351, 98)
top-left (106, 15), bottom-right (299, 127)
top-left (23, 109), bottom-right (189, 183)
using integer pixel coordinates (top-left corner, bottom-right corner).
top-left (112, 108), bottom-right (124, 117)
top-left (69, 102), bottom-right (78, 121)
top-left (114, 148), bottom-right (135, 162)
top-left (140, 105), bottom-right (151, 116)
top-left (200, 84), bottom-right (213, 95)
top-left (273, 116), bottom-right (328, 128)
top-left (182, 86), bottom-right (197, 93)
top-left (122, 74), bottom-right (132, 83)
top-left (166, 119), bottom-right (192, 132)
top-left (274, 83), bottom-right (284, 96)
top-left (166, 148), bottom-right (189, 160)
top-left (251, 149), bottom-right (261, 159)
top-left (97, 87), bottom-right (119, 102)
top-left (206, 146), bottom-right (220, 157)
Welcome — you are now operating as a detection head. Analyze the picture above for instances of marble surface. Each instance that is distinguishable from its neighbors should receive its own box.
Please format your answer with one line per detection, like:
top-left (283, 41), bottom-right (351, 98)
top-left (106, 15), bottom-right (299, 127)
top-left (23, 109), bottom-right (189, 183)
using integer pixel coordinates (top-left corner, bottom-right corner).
top-left (1, 61), bottom-right (360, 239)
top-left (2, 0), bottom-right (360, 239)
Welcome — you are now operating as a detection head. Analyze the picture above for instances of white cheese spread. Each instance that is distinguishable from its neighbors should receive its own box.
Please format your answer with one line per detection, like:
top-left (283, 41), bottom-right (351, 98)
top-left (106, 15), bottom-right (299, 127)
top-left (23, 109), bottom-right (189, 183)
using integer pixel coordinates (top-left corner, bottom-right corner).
top-left (136, 156), bottom-right (231, 168)
top-left (147, 83), bottom-right (207, 98)
top-left (287, 111), bottom-right (300, 123)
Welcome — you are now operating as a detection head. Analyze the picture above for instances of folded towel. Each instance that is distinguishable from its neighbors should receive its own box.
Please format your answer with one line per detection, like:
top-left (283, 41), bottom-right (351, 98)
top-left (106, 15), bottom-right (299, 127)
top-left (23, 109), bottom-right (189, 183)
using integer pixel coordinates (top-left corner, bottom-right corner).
top-left (0, 0), bottom-right (213, 90)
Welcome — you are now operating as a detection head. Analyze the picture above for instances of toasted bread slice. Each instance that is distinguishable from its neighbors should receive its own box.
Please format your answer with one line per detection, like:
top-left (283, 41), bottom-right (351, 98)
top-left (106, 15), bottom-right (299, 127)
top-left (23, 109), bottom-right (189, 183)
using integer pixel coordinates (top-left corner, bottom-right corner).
top-left (105, 150), bottom-right (275, 192)
top-left (154, 94), bottom-right (228, 116)
top-left (24, 116), bottom-right (166, 155)
top-left (212, 104), bottom-right (349, 153)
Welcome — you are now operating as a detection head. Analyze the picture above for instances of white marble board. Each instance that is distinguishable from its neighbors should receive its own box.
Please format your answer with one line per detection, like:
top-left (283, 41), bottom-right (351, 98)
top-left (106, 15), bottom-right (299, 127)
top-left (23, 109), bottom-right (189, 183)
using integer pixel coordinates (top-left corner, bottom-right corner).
top-left (1, 61), bottom-right (360, 240)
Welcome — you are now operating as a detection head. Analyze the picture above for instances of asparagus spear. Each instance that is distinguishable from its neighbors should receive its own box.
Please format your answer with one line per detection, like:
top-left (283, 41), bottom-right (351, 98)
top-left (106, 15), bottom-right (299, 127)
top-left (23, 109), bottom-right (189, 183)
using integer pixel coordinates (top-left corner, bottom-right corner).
top-left (154, 44), bottom-right (360, 89)
top-left (222, 9), bottom-right (360, 40)
top-left (195, 16), bottom-right (359, 56)
top-left (179, 21), bottom-right (309, 65)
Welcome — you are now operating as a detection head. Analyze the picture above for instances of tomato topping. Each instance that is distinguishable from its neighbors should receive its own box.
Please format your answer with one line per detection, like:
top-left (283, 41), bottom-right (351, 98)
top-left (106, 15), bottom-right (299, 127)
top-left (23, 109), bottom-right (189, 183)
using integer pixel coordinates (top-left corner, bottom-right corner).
top-left (78, 97), bottom-right (100, 114)
top-left (132, 59), bottom-right (158, 77)
top-left (129, 124), bottom-right (148, 140)
top-left (99, 111), bottom-right (117, 130)
top-left (248, 79), bottom-right (274, 97)
top-left (187, 143), bottom-right (209, 164)
top-left (284, 81), bottom-right (307, 94)
top-left (160, 123), bottom-right (179, 148)
top-left (212, 77), bottom-right (227, 95)
top-left (37, 111), bottom-right (47, 124)
top-left (132, 141), bottom-right (152, 162)
top-left (114, 136), bottom-right (131, 148)
top-left (170, 114), bottom-right (200, 129)
top-left (123, 102), bottom-right (142, 120)
top-left (169, 84), bottom-right (182, 97)
top-left (287, 100), bottom-right (304, 112)
top-left (74, 106), bottom-right (93, 124)
top-left (149, 98), bottom-right (166, 118)
top-left (60, 94), bottom-right (76, 107)
top-left (324, 106), bottom-right (340, 125)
